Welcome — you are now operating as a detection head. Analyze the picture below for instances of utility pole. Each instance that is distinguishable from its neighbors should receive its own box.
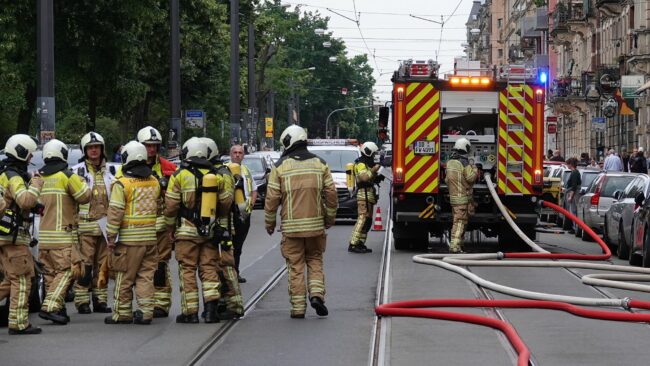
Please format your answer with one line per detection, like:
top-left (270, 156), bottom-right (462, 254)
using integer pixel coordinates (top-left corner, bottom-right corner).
top-left (170, 0), bottom-right (182, 151)
top-left (230, 0), bottom-right (241, 144)
top-left (288, 77), bottom-right (295, 125)
top-left (37, 0), bottom-right (55, 142)
top-left (248, 22), bottom-right (256, 148)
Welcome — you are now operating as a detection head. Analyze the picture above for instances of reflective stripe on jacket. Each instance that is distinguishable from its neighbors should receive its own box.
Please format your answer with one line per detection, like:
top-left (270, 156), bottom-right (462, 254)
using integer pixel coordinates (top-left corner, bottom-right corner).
top-left (0, 172), bottom-right (42, 246)
top-left (107, 175), bottom-right (160, 245)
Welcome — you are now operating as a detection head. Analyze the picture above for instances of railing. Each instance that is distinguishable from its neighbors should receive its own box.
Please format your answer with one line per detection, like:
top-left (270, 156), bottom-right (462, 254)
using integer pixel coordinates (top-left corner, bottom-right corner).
top-left (550, 77), bottom-right (584, 98)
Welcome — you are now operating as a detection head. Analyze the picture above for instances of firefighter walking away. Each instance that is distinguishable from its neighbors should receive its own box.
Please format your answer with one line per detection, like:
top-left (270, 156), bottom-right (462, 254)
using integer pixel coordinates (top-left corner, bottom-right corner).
top-left (444, 138), bottom-right (478, 253)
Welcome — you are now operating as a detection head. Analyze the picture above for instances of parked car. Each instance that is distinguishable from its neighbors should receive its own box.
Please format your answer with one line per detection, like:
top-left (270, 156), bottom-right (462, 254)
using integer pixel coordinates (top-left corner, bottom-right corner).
top-left (605, 174), bottom-right (650, 262)
top-left (0, 144), bottom-right (84, 173)
top-left (241, 155), bottom-right (270, 208)
top-left (540, 163), bottom-right (564, 222)
top-left (559, 168), bottom-right (600, 230)
top-left (252, 151), bottom-right (281, 168)
top-left (576, 171), bottom-right (637, 241)
top-left (627, 182), bottom-right (650, 266)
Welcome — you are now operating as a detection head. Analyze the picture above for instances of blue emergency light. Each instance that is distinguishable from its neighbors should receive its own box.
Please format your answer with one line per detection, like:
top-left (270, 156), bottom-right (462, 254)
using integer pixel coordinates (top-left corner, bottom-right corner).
top-left (539, 71), bottom-right (547, 84)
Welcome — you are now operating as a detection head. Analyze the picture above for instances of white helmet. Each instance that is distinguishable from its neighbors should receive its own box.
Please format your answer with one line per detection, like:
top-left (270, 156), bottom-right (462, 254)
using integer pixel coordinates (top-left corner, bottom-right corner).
top-left (80, 131), bottom-right (105, 154)
top-left (453, 137), bottom-right (471, 154)
top-left (42, 139), bottom-right (69, 162)
top-left (181, 137), bottom-right (208, 160)
top-left (4, 134), bottom-right (38, 162)
top-left (120, 141), bottom-right (147, 166)
top-left (360, 142), bottom-right (379, 157)
top-left (280, 125), bottom-right (307, 150)
top-left (136, 126), bottom-right (163, 145)
top-left (199, 137), bottom-right (219, 161)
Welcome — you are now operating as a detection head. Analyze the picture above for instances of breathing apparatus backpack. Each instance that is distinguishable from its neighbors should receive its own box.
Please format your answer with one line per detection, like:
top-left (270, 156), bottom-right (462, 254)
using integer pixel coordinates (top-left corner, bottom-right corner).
top-left (0, 163), bottom-right (24, 239)
top-left (178, 164), bottom-right (219, 237)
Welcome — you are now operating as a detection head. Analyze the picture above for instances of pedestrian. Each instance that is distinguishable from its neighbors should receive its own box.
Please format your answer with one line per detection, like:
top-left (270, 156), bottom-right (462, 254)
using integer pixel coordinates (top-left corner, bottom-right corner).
top-left (445, 138), bottom-right (478, 253)
top-left (546, 149), bottom-right (554, 161)
top-left (564, 157), bottom-right (581, 234)
top-left (603, 149), bottom-right (623, 171)
top-left (589, 158), bottom-right (598, 168)
top-left (622, 151), bottom-right (630, 172)
top-left (579, 152), bottom-right (590, 166)
top-left (136, 126), bottom-right (177, 318)
top-left (71, 132), bottom-right (114, 314)
top-left (105, 141), bottom-right (160, 325)
top-left (631, 147), bottom-right (648, 174)
top-left (201, 137), bottom-right (242, 320)
top-left (164, 139), bottom-right (224, 323)
top-left (0, 134), bottom-right (44, 334)
top-left (628, 148), bottom-right (638, 171)
top-left (265, 125), bottom-right (338, 318)
top-left (229, 144), bottom-right (257, 283)
top-left (37, 140), bottom-right (91, 325)
top-left (348, 141), bottom-right (383, 253)
top-left (549, 149), bottom-right (565, 162)
top-left (112, 145), bottom-right (122, 163)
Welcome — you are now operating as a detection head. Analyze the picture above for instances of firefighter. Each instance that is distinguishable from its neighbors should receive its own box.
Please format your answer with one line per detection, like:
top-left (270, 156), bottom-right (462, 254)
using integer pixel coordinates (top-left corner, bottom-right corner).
top-left (265, 125), bottom-right (338, 318)
top-left (201, 138), bottom-right (243, 319)
top-left (445, 137), bottom-right (478, 253)
top-left (136, 126), bottom-right (177, 318)
top-left (105, 141), bottom-right (160, 325)
top-left (0, 134), bottom-right (43, 334)
top-left (165, 138), bottom-right (224, 323)
top-left (37, 139), bottom-right (92, 325)
top-left (71, 132), bottom-right (114, 314)
top-left (348, 142), bottom-right (382, 254)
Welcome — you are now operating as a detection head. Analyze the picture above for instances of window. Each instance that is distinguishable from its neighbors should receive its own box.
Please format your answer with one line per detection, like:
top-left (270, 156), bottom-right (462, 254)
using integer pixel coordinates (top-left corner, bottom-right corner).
top-left (498, 49), bottom-right (503, 58)
top-left (497, 18), bottom-right (502, 28)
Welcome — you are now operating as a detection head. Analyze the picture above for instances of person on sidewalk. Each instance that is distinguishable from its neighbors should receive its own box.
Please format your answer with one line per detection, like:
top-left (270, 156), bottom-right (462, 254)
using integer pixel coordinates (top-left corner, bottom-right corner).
top-left (229, 145), bottom-right (256, 283)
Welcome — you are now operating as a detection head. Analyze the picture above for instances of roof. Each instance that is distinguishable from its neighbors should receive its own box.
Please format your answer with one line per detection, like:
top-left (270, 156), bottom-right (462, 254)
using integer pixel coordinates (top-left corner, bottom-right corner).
top-left (467, 1), bottom-right (482, 23)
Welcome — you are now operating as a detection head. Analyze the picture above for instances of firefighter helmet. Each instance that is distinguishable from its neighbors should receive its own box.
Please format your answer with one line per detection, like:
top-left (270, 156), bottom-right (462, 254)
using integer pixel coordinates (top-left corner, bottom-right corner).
top-left (280, 125), bottom-right (307, 150)
top-left (42, 139), bottom-right (69, 162)
top-left (4, 134), bottom-right (38, 162)
top-left (360, 142), bottom-right (379, 157)
top-left (121, 141), bottom-right (147, 166)
top-left (182, 137), bottom-right (208, 160)
top-left (199, 137), bottom-right (219, 161)
top-left (453, 137), bottom-right (471, 154)
top-left (136, 126), bottom-right (163, 145)
top-left (80, 132), bottom-right (105, 154)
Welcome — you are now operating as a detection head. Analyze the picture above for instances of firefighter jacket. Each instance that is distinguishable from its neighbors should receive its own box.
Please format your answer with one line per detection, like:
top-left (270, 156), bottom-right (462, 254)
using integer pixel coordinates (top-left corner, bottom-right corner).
top-left (213, 163), bottom-right (235, 229)
top-left (106, 174), bottom-right (160, 245)
top-left (264, 147), bottom-right (338, 237)
top-left (72, 159), bottom-right (113, 236)
top-left (0, 166), bottom-right (42, 246)
top-left (354, 157), bottom-right (379, 204)
top-left (164, 160), bottom-right (225, 240)
top-left (38, 168), bottom-right (91, 248)
top-left (445, 153), bottom-right (478, 205)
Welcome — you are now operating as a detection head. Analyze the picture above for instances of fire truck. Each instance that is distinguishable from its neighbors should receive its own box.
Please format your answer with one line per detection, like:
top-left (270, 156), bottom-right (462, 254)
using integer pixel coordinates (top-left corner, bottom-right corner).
top-left (381, 59), bottom-right (546, 250)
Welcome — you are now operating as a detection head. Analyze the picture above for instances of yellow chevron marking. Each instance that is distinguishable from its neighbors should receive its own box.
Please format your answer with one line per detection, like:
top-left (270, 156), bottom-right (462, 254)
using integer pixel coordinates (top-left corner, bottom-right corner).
top-left (405, 150), bottom-right (416, 166)
top-left (507, 175), bottom-right (524, 192)
top-left (405, 155), bottom-right (428, 182)
top-left (406, 110), bottom-right (436, 146)
top-left (419, 204), bottom-right (435, 218)
top-left (427, 121), bottom-right (440, 140)
top-left (409, 164), bottom-right (435, 192)
top-left (406, 91), bottom-right (438, 130)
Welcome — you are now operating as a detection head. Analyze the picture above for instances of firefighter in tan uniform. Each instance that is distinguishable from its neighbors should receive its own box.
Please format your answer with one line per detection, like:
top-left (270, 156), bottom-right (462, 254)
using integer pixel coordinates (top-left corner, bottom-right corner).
top-left (444, 137), bottom-right (478, 253)
top-left (201, 137), bottom-right (243, 319)
top-left (136, 126), bottom-right (177, 318)
top-left (0, 134), bottom-right (43, 334)
top-left (265, 125), bottom-right (338, 318)
top-left (72, 132), bottom-right (114, 314)
top-left (37, 140), bottom-right (91, 325)
top-left (348, 142), bottom-right (382, 254)
top-left (105, 141), bottom-right (160, 325)
top-left (165, 139), bottom-right (224, 323)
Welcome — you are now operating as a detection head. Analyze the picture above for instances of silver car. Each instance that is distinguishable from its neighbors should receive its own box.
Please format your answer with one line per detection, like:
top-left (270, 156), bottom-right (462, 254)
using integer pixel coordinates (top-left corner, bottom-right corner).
top-left (576, 171), bottom-right (638, 241)
top-left (559, 168), bottom-right (600, 230)
top-left (604, 174), bottom-right (650, 252)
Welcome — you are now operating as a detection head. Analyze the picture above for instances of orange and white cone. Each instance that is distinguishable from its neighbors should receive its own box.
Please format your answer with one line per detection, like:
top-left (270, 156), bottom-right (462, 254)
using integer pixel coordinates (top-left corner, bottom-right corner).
top-left (372, 206), bottom-right (385, 231)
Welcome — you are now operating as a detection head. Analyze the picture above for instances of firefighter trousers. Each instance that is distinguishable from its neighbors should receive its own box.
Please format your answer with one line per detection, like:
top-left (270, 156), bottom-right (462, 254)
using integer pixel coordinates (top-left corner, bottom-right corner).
top-left (350, 200), bottom-right (373, 246)
top-left (154, 230), bottom-right (172, 312)
top-left (40, 247), bottom-right (74, 313)
top-left (219, 248), bottom-right (243, 315)
top-left (280, 234), bottom-right (326, 316)
top-left (110, 243), bottom-right (157, 321)
top-left (450, 204), bottom-right (470, 252)
top-left (0, 244), bottom-right (35, 331)
top-left (74, 234), bottom-right (109, 307)
top-left (175, 239), bottom-right (221, 316)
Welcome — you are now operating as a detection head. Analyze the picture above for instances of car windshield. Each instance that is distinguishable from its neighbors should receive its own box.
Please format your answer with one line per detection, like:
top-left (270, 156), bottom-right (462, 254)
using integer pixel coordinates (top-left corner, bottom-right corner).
top-left (243, 157), bottom-right (265, 174)
top-left (601, 176), bottom-right (636, 197)
top-left (581, 171), bottom-right (599, 188)
top-left (308, 149), bottom-right (359, 172)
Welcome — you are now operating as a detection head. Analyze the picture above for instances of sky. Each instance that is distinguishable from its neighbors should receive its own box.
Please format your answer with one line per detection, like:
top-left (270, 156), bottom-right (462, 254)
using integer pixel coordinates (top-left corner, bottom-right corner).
top-left (283, 0), bottom-right (476, 103)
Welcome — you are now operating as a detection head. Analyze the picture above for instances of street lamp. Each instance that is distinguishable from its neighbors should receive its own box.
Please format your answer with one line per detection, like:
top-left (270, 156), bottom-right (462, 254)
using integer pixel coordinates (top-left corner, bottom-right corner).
top-left (325, 105), bottom-right (376, 139)
top-left (288, 67), bottom-right (316, 125)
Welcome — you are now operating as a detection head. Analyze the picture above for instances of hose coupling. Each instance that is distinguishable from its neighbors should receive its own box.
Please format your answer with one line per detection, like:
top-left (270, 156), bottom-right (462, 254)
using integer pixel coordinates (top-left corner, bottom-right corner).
top-left (621, 297), bottom-right (632, 310)
top-left (536, 199), bottom-right (545, 209)
top-left (496, 251), bottom-right (505, 260)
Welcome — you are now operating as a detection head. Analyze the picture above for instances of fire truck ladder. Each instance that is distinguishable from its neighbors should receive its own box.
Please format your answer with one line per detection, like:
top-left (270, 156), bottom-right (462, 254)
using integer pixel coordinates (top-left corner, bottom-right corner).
top-left (504, 66), bottom-right (528, 195)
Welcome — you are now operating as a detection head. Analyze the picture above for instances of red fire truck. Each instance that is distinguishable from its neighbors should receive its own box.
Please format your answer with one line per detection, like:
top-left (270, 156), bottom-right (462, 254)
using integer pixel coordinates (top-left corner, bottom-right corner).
top-left (381, 59), bottom-right (546, 250)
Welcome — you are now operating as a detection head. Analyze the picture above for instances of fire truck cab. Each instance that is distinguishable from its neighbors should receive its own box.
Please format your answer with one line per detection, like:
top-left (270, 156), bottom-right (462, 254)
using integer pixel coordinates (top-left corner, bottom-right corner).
top-left (386, 59), bottom-right (546, 250)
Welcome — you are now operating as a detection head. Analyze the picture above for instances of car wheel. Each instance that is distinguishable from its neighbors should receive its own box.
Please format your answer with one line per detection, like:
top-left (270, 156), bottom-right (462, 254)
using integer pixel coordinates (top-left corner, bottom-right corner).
top-left (580, 223), bottom-right (593, 242)
top-left (562, 212), bottom-right (573, 230)
top-left (631, 227), bottom-right (644, 266)
top-left (617, 223), bottom-right (630, 260)
top-left (602, 221), bottom-right (611, 248)
top-left (643, 227), bottom-right (650, 268)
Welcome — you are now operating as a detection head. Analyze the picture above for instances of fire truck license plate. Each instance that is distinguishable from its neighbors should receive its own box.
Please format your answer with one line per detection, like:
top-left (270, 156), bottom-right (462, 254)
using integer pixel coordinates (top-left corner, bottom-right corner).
top-left (414, 141), bottom-right (436, 155)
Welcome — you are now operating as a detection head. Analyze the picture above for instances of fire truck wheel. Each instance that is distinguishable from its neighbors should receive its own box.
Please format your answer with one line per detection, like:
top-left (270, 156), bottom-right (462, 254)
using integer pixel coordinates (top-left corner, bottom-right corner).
top-left (498, 224), bottom-right (536, 252)
top-left (393, 237), bottom-right (411, 251)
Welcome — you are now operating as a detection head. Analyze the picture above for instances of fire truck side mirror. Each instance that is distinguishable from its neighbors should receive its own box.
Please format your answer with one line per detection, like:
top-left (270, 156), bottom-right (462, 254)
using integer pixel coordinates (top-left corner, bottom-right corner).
top-left (378, 107), bottom-right (389, 128)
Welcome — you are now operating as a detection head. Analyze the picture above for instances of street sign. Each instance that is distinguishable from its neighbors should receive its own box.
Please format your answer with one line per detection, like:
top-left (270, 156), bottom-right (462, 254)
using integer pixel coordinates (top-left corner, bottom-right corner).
top-left (185, 109), bottom-right (205, 129)
top-left (622, 75), bottom-right (644, 99)
top-left (341, 87), bottom-right (348, 95)
top-left (592, 117), bottom-right (606, 130)
top-left (547, 123), bottom-right (557, 134)
top-left (546, 116), bottom-right (557, 122)
top-left (265, 117), bottom-right (273, 138)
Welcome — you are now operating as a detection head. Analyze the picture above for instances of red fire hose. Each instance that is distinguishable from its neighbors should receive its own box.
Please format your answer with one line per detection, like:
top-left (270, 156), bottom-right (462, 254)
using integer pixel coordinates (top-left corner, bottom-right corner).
top-left (375, 200), bottom-right (650, 366)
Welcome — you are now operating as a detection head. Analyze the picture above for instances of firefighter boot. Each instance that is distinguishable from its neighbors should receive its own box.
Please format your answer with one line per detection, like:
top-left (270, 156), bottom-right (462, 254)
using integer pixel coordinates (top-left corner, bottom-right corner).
top-left (93, 297), bottom-right (112, 313)
top-left (58, 307), bottom-right (71, 323)
top-left (203, 301), bottom-right (220, 324)
top-left (8, 325), bottom-right (42, 335)
top-left (77, 303), bottom-right (92, 314)
top-left (39, 310), bottom-right (69, 325)
top-left (104, 316), bottom-right (133, 325)
top-left (310, 297), bottom-right (328, 317)
top-left (176, 313), bottom-right (200, 324)
top-left (153, 307), bottom-right (169, 318)
top-left (133, 310), bottom-right (152, 325)
top-left (348, 242), bottom-right (372, 254)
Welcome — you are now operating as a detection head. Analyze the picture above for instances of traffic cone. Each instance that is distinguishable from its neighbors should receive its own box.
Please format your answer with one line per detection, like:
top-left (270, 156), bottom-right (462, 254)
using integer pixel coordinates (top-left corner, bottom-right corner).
top-left (372, 206), bottom-right (385, 231)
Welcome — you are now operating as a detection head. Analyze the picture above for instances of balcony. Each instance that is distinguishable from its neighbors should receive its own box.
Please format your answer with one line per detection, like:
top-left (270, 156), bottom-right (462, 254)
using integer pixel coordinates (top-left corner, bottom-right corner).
top-left (551, 77), bottom-right (584, 99)
top-left (595, 0), bottom-right (623, 18)
top-left (550, 0), bottom-right (593, 42)
top-left (520, 16), bottom-right (542, 38)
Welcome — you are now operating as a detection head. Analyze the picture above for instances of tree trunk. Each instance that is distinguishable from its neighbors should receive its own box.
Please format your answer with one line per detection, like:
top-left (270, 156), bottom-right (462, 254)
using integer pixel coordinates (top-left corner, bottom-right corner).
top-left (16, 84), bottom-right (37, 135)
top-left (87, 84), bottom-right (97, 132)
